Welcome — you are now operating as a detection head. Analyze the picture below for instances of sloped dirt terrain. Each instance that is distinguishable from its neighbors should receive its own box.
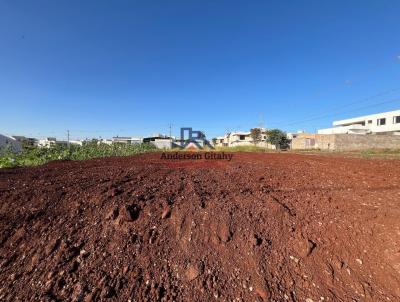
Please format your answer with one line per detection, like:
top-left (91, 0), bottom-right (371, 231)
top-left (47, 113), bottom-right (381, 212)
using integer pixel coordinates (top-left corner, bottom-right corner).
top-left (0, 152), bottom-right (400, 302)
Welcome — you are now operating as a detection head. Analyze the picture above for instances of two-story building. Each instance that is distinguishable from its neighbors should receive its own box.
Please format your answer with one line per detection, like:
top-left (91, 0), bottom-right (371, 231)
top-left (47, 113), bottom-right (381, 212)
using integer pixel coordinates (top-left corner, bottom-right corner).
top-left (213, 129), bottom-right (276, 149)
top-left (318, 109), bottom-right (400, 135)
top-left (112, 136), bottom-right (142, 144)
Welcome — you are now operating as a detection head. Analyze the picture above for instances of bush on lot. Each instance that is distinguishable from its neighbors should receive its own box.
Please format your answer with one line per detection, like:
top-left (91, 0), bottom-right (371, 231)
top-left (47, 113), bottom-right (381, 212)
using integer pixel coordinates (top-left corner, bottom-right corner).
top-left (0, 142), bottom-right (157, 168)
top-left (266, 129), bottom-right (290, 149)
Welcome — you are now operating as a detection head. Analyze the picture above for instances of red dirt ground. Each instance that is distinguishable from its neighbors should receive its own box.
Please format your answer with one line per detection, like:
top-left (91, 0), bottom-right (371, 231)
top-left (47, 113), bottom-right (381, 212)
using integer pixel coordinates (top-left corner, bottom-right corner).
top-left (0, 152), bottom-right (400, 302)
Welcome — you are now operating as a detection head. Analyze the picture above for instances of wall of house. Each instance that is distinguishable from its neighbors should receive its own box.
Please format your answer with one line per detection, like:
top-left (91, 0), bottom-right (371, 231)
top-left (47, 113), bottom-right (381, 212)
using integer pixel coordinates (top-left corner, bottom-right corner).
top-left (228, 140), bottom-right (276, 149)
top-left (228, 134), bottom-right (276, 149)
top-left (214, 133), bottom-right (277, 149)
top-left (256, 141), bottom-right (276, 149)
top-left (229, 140), bottom-right (253, 146)
top-left (291, 133), bottom-right (400, 151)
top-left (334, 134), bottom-right (400, 151)
top-left (228, 135), bottom-right (253, 146)
top-left (151, 139), bottom-right (172, 149)
top-left (318, 125), bottom-right (368, 135)
top-left (291, 134), bottom-right (336, 150)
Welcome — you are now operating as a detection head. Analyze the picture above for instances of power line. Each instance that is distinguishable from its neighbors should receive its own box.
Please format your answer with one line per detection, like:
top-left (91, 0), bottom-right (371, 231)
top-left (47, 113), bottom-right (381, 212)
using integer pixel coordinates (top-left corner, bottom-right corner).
top-left (258, 113), bottom-right (265, 129)
top-left (262, 56), bottom-right (400, 129)
top-left (168, 123), bottom-right (173, 139)
top-left (278, 97), bottom-right (400, 128)
top-left (308, 88), bottom-right (400, 119)
top-left (296, 55), bottom-right (400, 104)
top-left (264, 87), bottom-right (400, 128)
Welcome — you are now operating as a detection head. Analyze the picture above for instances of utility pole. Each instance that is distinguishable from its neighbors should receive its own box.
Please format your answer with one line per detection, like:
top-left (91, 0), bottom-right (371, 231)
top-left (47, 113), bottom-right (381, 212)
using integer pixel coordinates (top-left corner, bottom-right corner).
top-left (168, 123), bottom-right (173, 148)
top-left (259, 113), bottom-right (265, 129)
top-left (67, 130), bottom-right (70, 146)
top-left (258, 113), bottom-right (268, 152)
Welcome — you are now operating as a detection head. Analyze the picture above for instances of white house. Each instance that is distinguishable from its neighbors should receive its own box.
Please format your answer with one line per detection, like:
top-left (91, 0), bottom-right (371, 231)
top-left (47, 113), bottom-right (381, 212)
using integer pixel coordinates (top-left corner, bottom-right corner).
top-left (69, 140), bottom-right (83, 146)
top-left (318, 109), bottom-right (400, 135)
top-left (227, 131), bottom-right (254, 146)
top-left (214, 136), bottom-right (227, 147)
top-left (112, 136), bottom-right (142, 144)
top-left (38, 137), bottom-right (56, 147)
top-left (0, 134), bottom-right (22, 153)
top-left (100, 139), bottom-right (113, 145)
top-left (213, 129), bottom-right (276, 149)
top-left (38, 137), bottom-right (69, 148)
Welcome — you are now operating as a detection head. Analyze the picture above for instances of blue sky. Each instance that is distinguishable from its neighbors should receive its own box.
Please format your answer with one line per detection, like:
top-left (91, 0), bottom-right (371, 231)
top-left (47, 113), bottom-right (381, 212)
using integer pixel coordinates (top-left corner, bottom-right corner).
top-left (1, 1), bottom-right (400, 140)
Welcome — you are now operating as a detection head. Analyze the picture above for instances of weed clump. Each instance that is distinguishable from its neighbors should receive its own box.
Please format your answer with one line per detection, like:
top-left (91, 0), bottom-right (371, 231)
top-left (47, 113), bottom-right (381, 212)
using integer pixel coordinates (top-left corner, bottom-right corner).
top-left (0, 142), bottom-right (157, 168)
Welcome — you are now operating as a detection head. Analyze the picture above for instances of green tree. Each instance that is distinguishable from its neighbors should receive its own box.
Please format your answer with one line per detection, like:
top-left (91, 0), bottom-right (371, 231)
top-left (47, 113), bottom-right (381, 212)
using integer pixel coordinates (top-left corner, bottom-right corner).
top-left (266, 129), bottom-right (290, 149)
top-left (250, 128), bottom-right (262, 145)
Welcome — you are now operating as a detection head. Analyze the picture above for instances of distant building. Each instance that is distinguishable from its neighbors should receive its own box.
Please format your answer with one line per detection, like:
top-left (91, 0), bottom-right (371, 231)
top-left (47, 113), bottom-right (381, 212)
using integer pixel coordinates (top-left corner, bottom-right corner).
top-left (213, 128), bottom-right (276, 149)
top-left (100, 139), bottom-right (113, 145)
top-left (37, 137), bottom-right (68, 148)
top-left (153, 138), bottom-right (173, 149)
top-left (38, 137), bottom-right (55, 148)
top-left (143, 134), bottom-right (172, 149)
top-left (318, 109), bottom-right (400, 135)
top-left (12, 136), bottom-right (38, 147)
top-left (286, 130), bottom-right (305, 140)
top-left (69, 140), bottom-right (83, 146)
top-left (0, 134), bottom-right (22, 153)
top-left (213, 136), bottom-right (227, 147)
top-left (112, 136), bottom-right (142, 144)
top-left (228, 131), bottom-right (253, 146)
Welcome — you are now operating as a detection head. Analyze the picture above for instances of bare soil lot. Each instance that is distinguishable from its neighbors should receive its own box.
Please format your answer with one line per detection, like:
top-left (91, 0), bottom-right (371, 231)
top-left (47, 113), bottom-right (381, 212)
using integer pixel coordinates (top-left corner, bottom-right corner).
top-left (1, 152), bottom-right (399, 301)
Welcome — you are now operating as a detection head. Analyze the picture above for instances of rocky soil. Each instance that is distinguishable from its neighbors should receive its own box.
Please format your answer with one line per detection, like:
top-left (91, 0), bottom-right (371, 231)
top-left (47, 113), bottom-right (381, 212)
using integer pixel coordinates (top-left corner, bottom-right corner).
top-left (0, 152), bottom-right (399, 301)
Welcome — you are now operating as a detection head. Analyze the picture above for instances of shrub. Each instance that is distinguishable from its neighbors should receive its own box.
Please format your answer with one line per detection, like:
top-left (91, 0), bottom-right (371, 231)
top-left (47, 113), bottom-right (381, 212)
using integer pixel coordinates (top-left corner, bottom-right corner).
top-left (0, 143), bottom-right (156, 168)
top-left (266, 129), bottom-right (290, 149)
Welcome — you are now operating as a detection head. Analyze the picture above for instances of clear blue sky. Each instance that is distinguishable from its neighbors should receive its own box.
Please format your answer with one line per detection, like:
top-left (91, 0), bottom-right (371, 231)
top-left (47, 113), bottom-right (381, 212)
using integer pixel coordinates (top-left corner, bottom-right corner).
top-left (1, 1), bottom-right (400, 140)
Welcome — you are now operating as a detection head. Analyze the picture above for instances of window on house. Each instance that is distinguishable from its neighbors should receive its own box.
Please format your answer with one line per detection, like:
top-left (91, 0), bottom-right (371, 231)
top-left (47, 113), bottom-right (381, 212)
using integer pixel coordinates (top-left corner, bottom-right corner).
top-left (239, 135), bottom-right (246, 140)
top-left (393, 116), bottom-right (400, 124)
top-left (377, 118), bottom-right (386, 126)
top-left (368, 120), bottom-right (372, 124)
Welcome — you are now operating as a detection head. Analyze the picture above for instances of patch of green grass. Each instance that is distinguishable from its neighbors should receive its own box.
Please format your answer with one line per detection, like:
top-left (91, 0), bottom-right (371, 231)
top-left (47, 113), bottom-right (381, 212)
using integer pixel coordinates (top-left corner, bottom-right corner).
top-left (0, 142), bottom-right (157, 168)
top-left (287, 148), bottom-right (322, 152)
top-left (285, 148), bottom-right (400, 159)
top-left (359, 148), bottom-right (400, 159)
top-left (213, 145), bottom-right (274, 152)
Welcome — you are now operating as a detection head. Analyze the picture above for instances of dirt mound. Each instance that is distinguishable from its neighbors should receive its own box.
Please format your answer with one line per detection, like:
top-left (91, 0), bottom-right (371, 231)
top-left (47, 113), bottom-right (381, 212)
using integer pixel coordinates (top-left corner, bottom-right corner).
top-left (0, 153), bottom-right (399, 301)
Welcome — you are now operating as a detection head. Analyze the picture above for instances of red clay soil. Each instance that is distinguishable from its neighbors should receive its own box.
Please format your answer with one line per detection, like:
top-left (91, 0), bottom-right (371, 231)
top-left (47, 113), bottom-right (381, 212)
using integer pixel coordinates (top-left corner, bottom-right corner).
top-left (1, 152), bottom-right (400, 302)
